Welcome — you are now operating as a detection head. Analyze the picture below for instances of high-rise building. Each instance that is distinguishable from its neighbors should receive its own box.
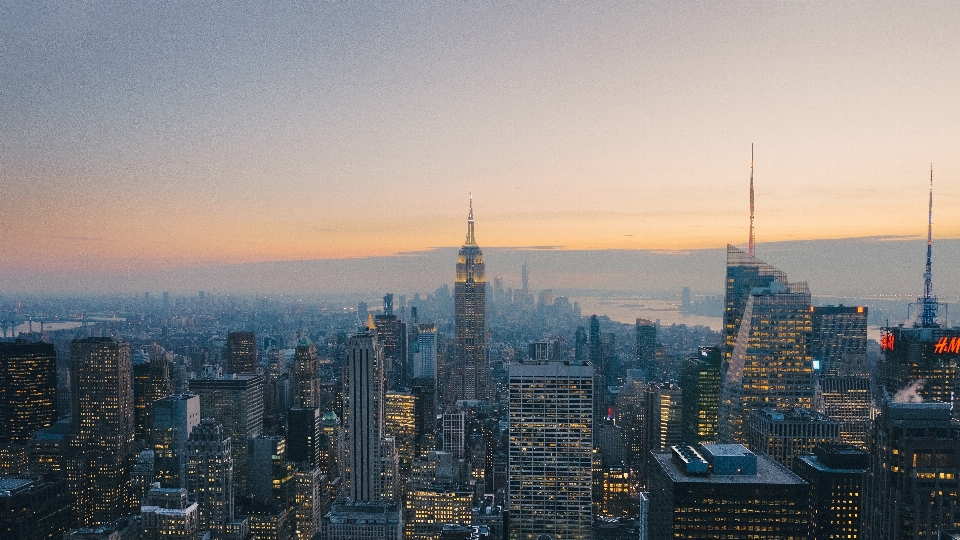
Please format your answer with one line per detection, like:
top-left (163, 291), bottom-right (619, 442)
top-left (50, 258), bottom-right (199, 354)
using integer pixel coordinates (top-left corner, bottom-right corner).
top-left (864, 398), bottom-right (960, 540)
top-left (410, 380), bottom-right (436, 459)
top-left (816, 376), bottom-right (872, 448)
top-left (151, 393), bottom-right (200, 489)
top-left (292, 337), bottom-right (319, 409)
top-left (344, 330), bottom-right (384, 502)
top-left (248, 435), bottom-right (293, 506)
top-left (747, 407), bottom-right (841, 469)
top-left (454, 198), bottom-right (486, 401)
top-left (385, 391), bottom-right (417, 476)
top-left (643, 382), bottom-right (683, 454)
top-left (792, 444), bottom-right (868, 540)
top-left (67, 337), bottom-right (135, 527)
top-left (292, 466), bottom-right (324, 540)
top-left (0, 476), bottom-right (73, 540)
top-left (811, 306), bottom-right (868, 376)
top-left (636, 318), bottom-right (656, 379)
top-left (188, 373), bottom-right (264, 497)
top-left (442, 408), bottom-right (465, 461)
top-left (404, 486), bottom-right (473, 540)
top-left (185, 418), bottom-right (234, 534)
top-left (376, 297), bottom-right (408, 391)
top-left (287, 407), bottom-right (321, 467)
top-left (718, 278), bottom-right (813, 444)
top-left (648, 444), bottom-right (809, 540)
top-left (574, 326), bottom-right (588, 363)
top-left (879, 325), bottom-right (960, 415)
top-left (722, 245), bottom-right (787, 363)
top-left (226, 331), bottom-right (257, 375)
top-left (413, 324), bottom-right (438, 381)
top-left (680, 346), bottom-right (721, 445)
top-left (0, 340), bottom-right (57, 445)
top-left (133, 349), bottom-right (173, 442)
top-left (508, 361), bottom-right (593, 540)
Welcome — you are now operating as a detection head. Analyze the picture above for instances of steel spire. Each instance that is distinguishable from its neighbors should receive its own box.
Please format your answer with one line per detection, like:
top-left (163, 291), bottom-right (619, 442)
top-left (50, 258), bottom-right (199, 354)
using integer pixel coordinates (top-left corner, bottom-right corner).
top-left (465, 192), bottom-right (476, 245)
top-left (749, 143), bottom-right (755, 257)
top-left (919, 165), bottom-right (937, 327)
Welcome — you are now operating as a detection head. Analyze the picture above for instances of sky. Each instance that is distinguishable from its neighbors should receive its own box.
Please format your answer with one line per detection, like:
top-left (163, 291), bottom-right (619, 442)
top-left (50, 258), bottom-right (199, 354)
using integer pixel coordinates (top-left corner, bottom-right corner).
top-left (2, 2), bottom-right (960, 288)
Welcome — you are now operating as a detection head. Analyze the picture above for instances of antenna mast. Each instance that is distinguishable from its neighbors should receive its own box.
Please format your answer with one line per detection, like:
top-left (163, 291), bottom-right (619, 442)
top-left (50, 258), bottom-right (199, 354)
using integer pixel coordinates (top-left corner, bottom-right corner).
top-left (749, 143), bottom-right (755, 257)
top-left (919, 165), bottom-right (937, 327)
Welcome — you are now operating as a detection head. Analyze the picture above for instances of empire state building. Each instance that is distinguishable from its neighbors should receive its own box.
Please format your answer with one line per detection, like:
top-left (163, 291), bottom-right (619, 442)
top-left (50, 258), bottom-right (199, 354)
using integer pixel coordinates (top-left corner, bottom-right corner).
top-left (455, 198), bottom-right (486, 401)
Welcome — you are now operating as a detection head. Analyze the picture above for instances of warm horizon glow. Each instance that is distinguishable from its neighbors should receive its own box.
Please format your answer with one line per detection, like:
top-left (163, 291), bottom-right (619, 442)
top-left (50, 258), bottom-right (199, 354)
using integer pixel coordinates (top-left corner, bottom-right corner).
top-left (3, 3), bottom-right (960, 276)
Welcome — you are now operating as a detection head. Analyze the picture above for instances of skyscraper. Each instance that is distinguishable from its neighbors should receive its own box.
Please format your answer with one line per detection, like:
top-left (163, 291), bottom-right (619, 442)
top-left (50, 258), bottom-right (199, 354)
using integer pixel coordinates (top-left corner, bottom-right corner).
top-left (454, 197), bottom-right (486, 401)
top-left (67, 337), bottom-right (135, 527)
top-left (680, 346), bottom-right (721, 445)
top-left (793, 444), bottom-right (868, 540)
top-left (185, 418), bottom-right (234, 534)
top-left (864, 398), bottom-right (960, 540)
top-left (718, 277), bottom-right (814, 444)
top-left (375, 295), bottom-right (407, 391)
top-left (344, 330), bottom-right (384, 502)
top-left (722, 245), bottom-right (787, 363)
top-left (413, 323), bottom-right (438, 381)
top-left (636, 318), bottom-right (656, 379)
top-left (292, 337), bottom-right (319, 409)
top-left (0, 340), bottom-right (57, 445)
top-left (508, 361), bottom-right (593, 540)
top-left (226, 331), bottom-right (257, 375)
top-left (151, 393), bottom-right (200, 489)
top-left (188, 373), bottom-right (264, 497)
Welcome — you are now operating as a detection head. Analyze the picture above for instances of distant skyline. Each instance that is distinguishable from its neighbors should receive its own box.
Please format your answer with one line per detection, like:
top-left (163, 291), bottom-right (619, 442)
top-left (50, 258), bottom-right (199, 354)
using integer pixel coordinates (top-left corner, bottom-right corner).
top-left (3, 2), bottom-right (960, 278)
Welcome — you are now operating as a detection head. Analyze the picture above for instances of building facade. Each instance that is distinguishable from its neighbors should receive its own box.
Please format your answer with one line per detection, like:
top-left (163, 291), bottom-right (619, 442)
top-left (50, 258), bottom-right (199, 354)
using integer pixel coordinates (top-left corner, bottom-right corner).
top-left (0, 340), bottom-right (58, 446)
top-left (508, 361), bottom-right (593, 540)
top-left (454, 200), bottom-right (486, 401)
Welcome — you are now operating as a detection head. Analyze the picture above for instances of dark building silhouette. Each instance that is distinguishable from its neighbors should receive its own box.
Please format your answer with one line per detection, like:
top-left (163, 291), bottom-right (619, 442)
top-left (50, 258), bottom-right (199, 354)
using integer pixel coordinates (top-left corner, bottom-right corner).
top-left (0, 476), bottom-right (73, 540)
top-left (636, 318), bottom-right (656, 380)
top-left (793, 444), bottom-right (868, 540)
top-left (287, 407), bottom-right (321, 466)
top-left (226, 331), bottom-right (257, 375)
top-left (0, 340), bottom-right (57, 445)
top-left (680, 346), bottom-right (721, 445)
top-left (865, 399), bottom-right (960, 540)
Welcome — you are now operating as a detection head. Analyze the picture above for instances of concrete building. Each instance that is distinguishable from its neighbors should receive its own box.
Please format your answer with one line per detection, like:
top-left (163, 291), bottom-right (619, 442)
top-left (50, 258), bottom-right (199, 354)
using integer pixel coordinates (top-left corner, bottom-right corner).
top-left (747, 408), bottom-right (841, 469)
top-left (793, 444), bottom-right (868, 540)
top-left (454, 199), bottom-right (486, 401)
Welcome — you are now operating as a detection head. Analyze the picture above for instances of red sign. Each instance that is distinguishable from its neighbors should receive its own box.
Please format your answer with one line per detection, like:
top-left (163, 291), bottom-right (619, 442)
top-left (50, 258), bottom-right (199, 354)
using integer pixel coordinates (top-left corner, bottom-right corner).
top-left (880, 332), bottom-right (895, 351)
top-left (934, 336), bottom-right (960, 355)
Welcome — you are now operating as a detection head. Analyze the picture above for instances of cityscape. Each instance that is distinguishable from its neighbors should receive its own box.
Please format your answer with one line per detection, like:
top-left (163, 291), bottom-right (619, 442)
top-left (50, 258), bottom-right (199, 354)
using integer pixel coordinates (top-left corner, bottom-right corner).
top-left (4, 3), bottom-right (960, 540)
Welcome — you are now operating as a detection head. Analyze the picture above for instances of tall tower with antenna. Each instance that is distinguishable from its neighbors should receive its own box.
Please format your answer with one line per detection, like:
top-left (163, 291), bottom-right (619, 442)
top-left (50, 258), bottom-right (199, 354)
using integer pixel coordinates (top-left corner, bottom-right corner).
top-left (918, 165), bottom-right (938, 328)
top-left (749, 143), bottom-right (755, 258)
top-left (454, 194), bottom-right (486, 401)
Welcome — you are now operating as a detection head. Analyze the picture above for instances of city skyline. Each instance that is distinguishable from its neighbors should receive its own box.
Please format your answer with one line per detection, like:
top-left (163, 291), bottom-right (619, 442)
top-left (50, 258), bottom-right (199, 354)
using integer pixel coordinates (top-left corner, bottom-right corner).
top-left (3, 2), bottom-right (960, 282)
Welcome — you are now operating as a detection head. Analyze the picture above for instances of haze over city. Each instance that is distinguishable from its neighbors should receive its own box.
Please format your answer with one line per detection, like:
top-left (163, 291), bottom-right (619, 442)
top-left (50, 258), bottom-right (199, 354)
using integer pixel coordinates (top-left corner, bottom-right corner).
top-left (3, 2), bottom-right (960, 297)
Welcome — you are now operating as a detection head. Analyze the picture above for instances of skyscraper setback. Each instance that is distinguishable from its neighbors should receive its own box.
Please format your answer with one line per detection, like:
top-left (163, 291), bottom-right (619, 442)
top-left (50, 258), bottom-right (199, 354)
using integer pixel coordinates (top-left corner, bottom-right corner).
top-left (454, 197), bottom-right (486, 401)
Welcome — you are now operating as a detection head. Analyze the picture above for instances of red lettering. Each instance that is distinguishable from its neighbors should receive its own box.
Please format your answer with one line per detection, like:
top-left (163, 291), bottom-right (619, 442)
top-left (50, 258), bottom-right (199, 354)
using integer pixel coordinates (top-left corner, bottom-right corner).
top-left (934, 337), bottom-right (950, 354)
top-left (950, 337), bottom-right (960, 354)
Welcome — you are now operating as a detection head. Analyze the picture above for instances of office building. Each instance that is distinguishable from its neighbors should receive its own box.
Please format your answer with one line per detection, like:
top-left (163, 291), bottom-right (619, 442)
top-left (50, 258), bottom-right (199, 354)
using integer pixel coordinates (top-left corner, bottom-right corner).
top-left (747, 408), bottom-right (841, 469)
top-left (792, 444), bottom-right (868, 540)
top-left (816, 376), bottom-right (872, 448)
top-left (248, 435), bottom-right (293, 506)
top-left (67, 337), bottom-right (135, 527)
top-left (133, 349), bottom-right (173, 442)
top-left (226, 331), bottom-right (257, 375)
top-left (185, 418), bottom-right (234, 534)
top-left (404, 487), bottom-right (473, 540)
top-left (293, 466), bottom-right (325, 540)
top-left (287, 407), bottom-right (321, 466)
top-left (410, 380), bottom-right (436, 459)
top-left (188, 373), bottom-right (264, 497)
top-left (442, 408), bottom-right (465, 461)
top-left (0, 340), bottom-right (57, 445)
top-left (648, 444), bottom-right (809, 540)
top-left (508, 361), bottom-right (593, 540)
top-left (454, 198), bottom-right (486, 401)
top-left (0, 476), bottom-right (73, 540)
top-left (644, 382), bottom-right (683, 453)
top-left (321, 499), bottom-right (402, 540)
top-left (722, 245), bottom-right (787, 363)
top-left (879, 326), bottom-right (960, 414)
top-left (140, 484), bottom-right (198, 540)
top-left (636, 318), bottom-right (656, 380)
top-left (718, 278), bottom-right (814, 444)
top-left (151, 394), bottom-right (200, 489)
top-left (680, 346), bottom-right (721, 444)
top-left (292, 337), bottom-right (319, 409)
top-left (811, 306), bottom-right (868, 376)
top-left (385, 391), bottom-right (417, 475)
top-left (865, 398), bottom-right (960, 540)
top-left (344, 330), bottom-right (384, 502)
top-left (413, 324), bottom-right (438, 381)
top-left (376, 295), bottom-right (408, 391)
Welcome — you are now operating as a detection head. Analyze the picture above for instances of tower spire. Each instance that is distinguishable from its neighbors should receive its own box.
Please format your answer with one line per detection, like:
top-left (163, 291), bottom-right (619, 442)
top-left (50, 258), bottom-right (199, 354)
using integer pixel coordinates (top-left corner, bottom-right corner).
top-left (919, 165), bottom-right (937, 327)
top-left (749, 143), bottom-right (755, 258)
top-left (465, 192), bottom-right (476, 246)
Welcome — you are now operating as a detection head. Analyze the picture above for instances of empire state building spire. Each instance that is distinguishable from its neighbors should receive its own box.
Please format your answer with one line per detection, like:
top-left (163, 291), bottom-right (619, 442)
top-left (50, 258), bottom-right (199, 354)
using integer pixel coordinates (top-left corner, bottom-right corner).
top-left (465, 192), bottom-right (477, 246)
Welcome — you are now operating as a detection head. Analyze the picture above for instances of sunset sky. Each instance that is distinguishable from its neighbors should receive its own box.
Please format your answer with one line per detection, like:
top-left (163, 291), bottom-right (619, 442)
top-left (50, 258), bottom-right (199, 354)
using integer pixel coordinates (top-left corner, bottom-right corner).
top-left (3, 2), bottom-right (960, 277)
